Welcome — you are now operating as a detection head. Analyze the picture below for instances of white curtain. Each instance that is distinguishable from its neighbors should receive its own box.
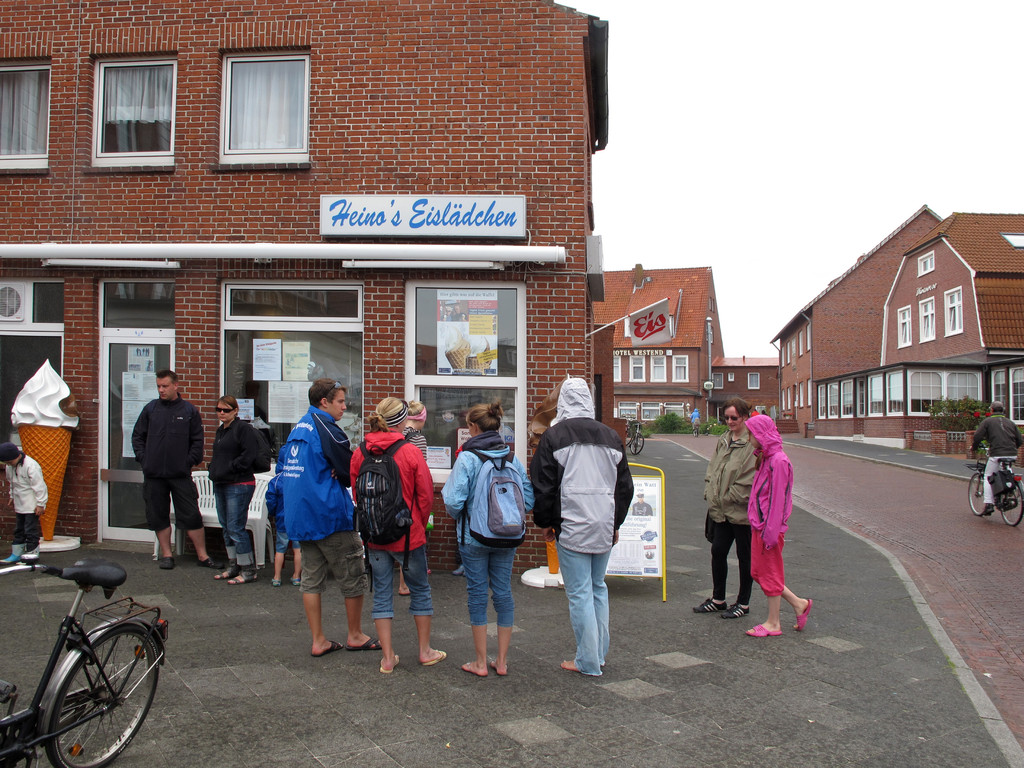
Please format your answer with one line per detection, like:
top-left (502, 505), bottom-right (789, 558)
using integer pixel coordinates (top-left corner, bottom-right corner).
top-left (228, 59), bottom-right (305, 151)
top-left (0, 68), bottom-right (49, 155)
top-left (101, 64), bottom-right (173, 153)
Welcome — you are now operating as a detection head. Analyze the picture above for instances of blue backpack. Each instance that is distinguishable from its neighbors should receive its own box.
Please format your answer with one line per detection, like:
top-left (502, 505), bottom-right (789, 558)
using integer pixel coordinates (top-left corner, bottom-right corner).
top-left (460, 449), bottom-right (527, 548)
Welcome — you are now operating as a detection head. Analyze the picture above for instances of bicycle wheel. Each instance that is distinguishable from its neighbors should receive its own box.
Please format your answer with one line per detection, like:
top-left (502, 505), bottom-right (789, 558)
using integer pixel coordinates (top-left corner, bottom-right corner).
top-left (45, 624), bottom-right (160, 768)
top-left (1001, 482), bottom-right (1024, 527)
top-left (631, 433), bottom-right (644, 455)
top-left (968, 473), bottom-right (987, 516)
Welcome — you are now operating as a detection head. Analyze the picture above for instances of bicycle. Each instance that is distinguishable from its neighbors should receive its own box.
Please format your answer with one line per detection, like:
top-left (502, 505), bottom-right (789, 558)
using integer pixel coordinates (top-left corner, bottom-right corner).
top-left (0, 558), bottom-right (167, 768)
top-left (966, 459), bottom-right (1024, 526)
top-left (626, 420), bottom-right (644, 455)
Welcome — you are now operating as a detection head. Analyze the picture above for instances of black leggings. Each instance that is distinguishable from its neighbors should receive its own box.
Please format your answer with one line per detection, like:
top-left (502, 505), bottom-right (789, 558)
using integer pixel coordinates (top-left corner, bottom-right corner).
top-left (710, 520), bottom-right (752, 605)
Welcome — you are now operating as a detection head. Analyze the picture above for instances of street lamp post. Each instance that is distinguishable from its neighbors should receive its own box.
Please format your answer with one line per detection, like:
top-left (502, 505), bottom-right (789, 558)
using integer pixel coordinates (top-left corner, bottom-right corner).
top-left (705, 316), bottom-right (713, 420)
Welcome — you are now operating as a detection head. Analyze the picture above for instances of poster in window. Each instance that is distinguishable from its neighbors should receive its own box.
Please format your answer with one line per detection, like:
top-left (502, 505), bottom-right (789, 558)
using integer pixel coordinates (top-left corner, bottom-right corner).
top-left (252, 339), bottom-right (282, 381)
top-left (268, 381), bottom-right (311, 423)
top-left (282, 341), bottom-right (311, 381)
top-left (127, 345), bottom-right (155, 373)
top-left (121, 372), bottom-right (157, 458)
top-left (436, 289), bottom-right (498, 375)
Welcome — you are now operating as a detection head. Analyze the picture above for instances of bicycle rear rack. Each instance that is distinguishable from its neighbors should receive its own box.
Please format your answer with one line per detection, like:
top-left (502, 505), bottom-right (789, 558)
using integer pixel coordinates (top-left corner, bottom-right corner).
top-left (83, 598), bottom-right (161, 633)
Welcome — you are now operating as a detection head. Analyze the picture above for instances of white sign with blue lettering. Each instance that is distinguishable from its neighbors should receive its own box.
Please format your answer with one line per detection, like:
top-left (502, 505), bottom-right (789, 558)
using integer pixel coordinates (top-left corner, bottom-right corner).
top-left (320, 195), bottom-right (526, 239)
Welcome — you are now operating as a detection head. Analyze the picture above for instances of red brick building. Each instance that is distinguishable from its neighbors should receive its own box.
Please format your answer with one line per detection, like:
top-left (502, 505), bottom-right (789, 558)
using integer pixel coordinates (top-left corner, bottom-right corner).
top-left (813, 212), bottom-right (1024, 443)
top-left (711, 357), bottom-right (779, 416)
top-left (595, 265), bottom-right (724, 423)
top-left (0, 0), bottom-right (609, 569)
top-left (773, 206), bottom-right (942, 439)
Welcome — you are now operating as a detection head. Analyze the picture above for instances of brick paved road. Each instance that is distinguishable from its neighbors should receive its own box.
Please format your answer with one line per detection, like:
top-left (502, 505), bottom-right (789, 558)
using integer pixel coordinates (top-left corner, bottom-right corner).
top-left (671, 433), bottom-right (1024, 747)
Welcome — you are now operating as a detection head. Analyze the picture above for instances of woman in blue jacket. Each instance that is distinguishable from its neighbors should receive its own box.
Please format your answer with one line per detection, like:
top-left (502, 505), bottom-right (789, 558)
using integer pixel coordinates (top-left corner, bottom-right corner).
top-left (443, 401), bottom-right (533, 677)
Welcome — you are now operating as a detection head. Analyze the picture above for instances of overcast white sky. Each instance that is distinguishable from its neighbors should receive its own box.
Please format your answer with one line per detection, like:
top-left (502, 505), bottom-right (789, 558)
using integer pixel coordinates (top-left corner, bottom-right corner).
top-left (568, 0), bottom-right (1024, 357)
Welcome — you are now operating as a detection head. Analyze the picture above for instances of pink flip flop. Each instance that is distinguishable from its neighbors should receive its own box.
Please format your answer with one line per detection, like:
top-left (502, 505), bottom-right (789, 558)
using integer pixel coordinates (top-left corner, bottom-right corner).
top-left (745, 624), bottom-right (782, 638)
top-left (795, 598), bottom-right (813, 631)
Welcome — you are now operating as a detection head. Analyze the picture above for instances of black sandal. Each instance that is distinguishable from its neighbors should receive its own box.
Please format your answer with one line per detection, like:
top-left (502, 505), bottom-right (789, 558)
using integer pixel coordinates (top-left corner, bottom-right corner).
top-left (692, 598), bottom-right (726, 613)
top-left (214, 564), bottom-right (241, 581)
top-left (227, 567), bottom-right (257, 585)
top-left (721, 603), bottom-right (750, 619)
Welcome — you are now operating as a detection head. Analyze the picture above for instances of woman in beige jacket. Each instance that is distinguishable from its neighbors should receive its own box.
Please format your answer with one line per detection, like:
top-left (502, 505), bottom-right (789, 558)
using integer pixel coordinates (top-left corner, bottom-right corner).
top-left (693, 398), bottom-right (757, 619)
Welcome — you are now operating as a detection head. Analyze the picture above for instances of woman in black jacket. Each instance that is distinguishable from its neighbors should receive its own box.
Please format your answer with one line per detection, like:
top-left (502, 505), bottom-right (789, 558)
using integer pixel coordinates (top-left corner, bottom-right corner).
top-left (209, 396), bottom-right (261, 584)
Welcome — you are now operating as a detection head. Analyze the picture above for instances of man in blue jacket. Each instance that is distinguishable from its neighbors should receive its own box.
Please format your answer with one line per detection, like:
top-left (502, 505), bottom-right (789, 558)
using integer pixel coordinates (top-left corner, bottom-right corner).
top-left (132, 369), bottom-right (222, 571)
top-left (279, 378), bottom-right (377, 657)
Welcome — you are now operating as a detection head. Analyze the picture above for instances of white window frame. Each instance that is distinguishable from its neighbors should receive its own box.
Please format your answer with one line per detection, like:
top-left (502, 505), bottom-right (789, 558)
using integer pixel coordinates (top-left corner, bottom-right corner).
top-left (405, 280), bottom-right (526, 481)
top-left (908, 371), bottom-right (942, 415)
top-left (887, 371), bottom-right (904, 415)
top-left (713, 372), bottom-right (723, 389)
top-left (1012, 369), bottom-right (1024, 423)
top-left (728, 372), bottom-right (735, 382)
top-left (650, 355), bottom-right (666, 383)
top-left (629, 355), bottom-right (645, 382)
top-left (0, 63), bottom-right (50, 169)
top-left (618, 401), bottom-right (638, 421)
top-left (797, 381), bottom-right (804, 408)
top-left (93, 59), bottom-right (176, 167)
top-left (840, 379), bottom-right (854, 417)
top-left (747, 372), bottom-right (760, 390)
top-left (897, 306), bottom-right (912, 348)
top-left (221, 53), bottom-right (310, 164)
top-left (817, 384), bottom-right (827, 419)
top-left (827, 382), bottom-right (840, 418)
top-left (918, 250), bottom-right (935, 276)
top-left (806, 323), bottom-right (811, 349)
top-left (993, 370), bottom-right (1007, 408)
top-left (641, 402), bottom-right (660, 421)
top-left (612, 356), bottom-right (621, 383)
top-left (944, 287), bottom-right (963, 336)
top-left (798, 330), bottom-right (805, 355)
top-left (672, 354), bottom-right (689, 382)
top-left (807, 378), bottom-right (813, 412)
top-left (919, 297), bottom-right (935, 342)
top-left (868, 374), bottom-right (884, 416)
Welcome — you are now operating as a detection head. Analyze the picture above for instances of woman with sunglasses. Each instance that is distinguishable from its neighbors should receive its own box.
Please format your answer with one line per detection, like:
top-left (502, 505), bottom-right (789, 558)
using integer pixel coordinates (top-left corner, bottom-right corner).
top-left (693, 397), bottom-right (756, 619)
top-left (209, 395), bottom-right (262, 584)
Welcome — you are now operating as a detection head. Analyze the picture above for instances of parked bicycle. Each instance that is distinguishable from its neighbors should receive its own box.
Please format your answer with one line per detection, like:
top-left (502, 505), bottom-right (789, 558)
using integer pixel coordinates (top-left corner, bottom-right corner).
top-left (966, 459), bottom-right (1024, 526)
top-left (0, 558), bottom-right (167, 768)
top-left (626, 420), bottom-right (644, 455)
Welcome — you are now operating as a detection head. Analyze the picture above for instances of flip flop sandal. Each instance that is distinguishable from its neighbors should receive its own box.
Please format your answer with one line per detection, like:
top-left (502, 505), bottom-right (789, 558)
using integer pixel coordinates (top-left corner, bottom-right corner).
top-left (794, 598), bottom-right (813, 631)
top-left (745, 624), bottom-right (782, 638)
top-left (271, 578), bottom-right (282, 587)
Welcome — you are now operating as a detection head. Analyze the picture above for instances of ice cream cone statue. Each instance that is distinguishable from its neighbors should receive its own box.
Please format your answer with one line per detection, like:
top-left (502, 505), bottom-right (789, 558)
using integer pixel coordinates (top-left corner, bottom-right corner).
top-left (11, 361), bottom-right (79, 541)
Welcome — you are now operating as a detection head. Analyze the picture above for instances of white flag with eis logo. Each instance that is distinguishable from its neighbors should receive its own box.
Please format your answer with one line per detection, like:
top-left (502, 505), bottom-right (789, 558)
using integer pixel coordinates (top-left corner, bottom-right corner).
top-left (628, 299), bottom-right (672, 346)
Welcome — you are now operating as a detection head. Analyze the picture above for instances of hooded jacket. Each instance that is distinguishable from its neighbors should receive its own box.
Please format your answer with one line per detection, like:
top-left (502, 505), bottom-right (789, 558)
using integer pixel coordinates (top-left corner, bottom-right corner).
top-left (745, 414), bottom-right (793, 550)
top-left (278, 405), bottom-right (355, 542)
top-left (530, 377), bottom-right (634, 554)
top-left (442, 429), bottom-right (535, 548)
top-left (704, 429), bottom-right (756, 525)
top-left (350, 430), bottom-right (434, 552)
top-left (5, 453), bottom-right (47, 514)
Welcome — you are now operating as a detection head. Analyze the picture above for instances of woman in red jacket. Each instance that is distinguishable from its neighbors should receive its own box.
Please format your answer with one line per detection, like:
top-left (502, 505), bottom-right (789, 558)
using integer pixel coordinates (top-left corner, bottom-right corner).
top-left (351, 397), bottom-right (445, 673)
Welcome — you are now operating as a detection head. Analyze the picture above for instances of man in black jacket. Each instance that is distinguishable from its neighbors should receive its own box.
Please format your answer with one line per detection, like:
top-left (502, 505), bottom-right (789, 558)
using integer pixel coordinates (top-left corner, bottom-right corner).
top-left (132, 369), bottom-right (222, 570)
top-left (971, 401), bottom-right (1023, 515)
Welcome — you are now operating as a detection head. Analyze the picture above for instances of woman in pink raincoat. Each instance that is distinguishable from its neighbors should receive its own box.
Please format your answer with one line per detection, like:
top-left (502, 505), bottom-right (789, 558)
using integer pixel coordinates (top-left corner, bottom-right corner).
top-left (743, 414), bottom-right (813, 638)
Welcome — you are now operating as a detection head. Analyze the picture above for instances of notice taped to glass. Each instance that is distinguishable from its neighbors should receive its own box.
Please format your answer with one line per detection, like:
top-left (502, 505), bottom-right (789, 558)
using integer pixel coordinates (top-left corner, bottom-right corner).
top-left (435, 289), bottom-right (498, 375)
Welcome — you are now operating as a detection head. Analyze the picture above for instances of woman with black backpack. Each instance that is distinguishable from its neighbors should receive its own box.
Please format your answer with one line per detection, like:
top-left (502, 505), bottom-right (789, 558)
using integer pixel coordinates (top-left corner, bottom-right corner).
top-left (208, 395), bottom-right (261, 584)
top-left (442, 401), bottom-right (534, 677)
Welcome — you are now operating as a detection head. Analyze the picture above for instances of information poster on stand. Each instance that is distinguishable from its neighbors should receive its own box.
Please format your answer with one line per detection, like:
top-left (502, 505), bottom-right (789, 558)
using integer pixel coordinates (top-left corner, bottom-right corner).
top-left (607, 474), bottom-right (663, 579)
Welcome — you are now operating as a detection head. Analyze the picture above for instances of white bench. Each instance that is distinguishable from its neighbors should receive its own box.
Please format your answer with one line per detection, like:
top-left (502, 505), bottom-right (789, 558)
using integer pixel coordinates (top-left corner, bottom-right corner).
top-left (153, 470), bottom-right (272, 567)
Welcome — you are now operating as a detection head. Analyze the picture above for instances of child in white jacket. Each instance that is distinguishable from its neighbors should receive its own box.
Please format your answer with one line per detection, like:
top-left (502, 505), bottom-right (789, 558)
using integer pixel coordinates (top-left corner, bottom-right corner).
top-left (0, 442), bottom-right (47, 562)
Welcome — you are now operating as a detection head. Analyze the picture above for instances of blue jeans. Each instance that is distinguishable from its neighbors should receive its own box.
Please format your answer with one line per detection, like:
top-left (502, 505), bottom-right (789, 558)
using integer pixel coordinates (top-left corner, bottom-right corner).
top-left (459, 544), bottom-right (515, 627)
top-left (368, 546), bottom-right (432, 619)
top-left (557, 542), bottom-right (611, 676)
top-left (214, 483), bottom-right (255, 566)
top-left (274, 522), bottom-right (299, 554)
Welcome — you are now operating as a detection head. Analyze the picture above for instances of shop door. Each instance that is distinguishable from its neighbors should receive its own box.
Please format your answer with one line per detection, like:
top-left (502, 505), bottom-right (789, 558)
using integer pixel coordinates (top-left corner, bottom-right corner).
top-left (100, 337), bottom-right (172, 542)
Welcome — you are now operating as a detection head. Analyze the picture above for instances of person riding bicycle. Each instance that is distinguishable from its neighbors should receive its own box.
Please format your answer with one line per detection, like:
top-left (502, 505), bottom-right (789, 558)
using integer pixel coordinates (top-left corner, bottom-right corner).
top-left (971, 401), bottom-right (1022, 515)
top-left (690, 408), bottom-right (701, 434)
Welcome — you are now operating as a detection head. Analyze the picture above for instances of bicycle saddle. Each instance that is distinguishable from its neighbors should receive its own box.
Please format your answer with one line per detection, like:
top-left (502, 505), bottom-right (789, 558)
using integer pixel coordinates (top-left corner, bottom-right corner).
top-left (59, 558), bottom-right (127, 589)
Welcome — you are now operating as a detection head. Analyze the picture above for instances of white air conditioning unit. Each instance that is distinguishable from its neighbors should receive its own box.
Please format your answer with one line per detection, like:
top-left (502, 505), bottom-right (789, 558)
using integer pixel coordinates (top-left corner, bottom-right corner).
top-left (0, 283), bottom-right (26, 322)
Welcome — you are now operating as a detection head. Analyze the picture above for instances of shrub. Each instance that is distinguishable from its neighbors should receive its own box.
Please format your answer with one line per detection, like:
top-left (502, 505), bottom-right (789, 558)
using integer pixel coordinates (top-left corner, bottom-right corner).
top-left (927, 397), bottom-right (989, 432)
top-left (707, 422), bottom-right (728, 436)
top-left (649, 412), bottom-right (685, 434)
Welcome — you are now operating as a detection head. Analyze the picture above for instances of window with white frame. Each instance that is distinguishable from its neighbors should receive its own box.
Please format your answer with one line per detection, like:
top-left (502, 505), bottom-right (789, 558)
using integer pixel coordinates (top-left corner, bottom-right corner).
top-left (641, 402), bottom-right (660, 421)
top-left (650, 355), bottom-right (666, 382)
top-left (221, 53), bottom-right (309, 164)
top-left (0, 282), bottom-right (64, 443)
top-left (817, 384), bottom-right (827, 419)
top-left (1012, 369), bottom-right (1024, 422)
top-left (797, 381), bottom-right (804, 408)
top-left (612, 356), bottom-right (621, 383)
top-left (713, 372), bottom-right (723, 388)
top-left (798, 330), bottom-right (805, 355)
top-left (672, 354), bottom-right (689, 381)
top-left (618, 401), bottom-right (638, 420)
top-left (856, 378), bottom-right (866, 417)
top-left (728, 372), bottom-right (735, 382)
top-left (828, 382), bottom-right (839, 417)
top-left (807, 378), bottom-right (813, 411)
top-left (0, 64), bottom-right (50, 168)
top-left (897, 306), bottom-right (912, 347)
top-left (841, 379), bottom-right (853, 417)
top-left (806, 323), bottom-right (811, 348)
top-left (993, 370), bottom-right (1007, 408)
top-left (918, 250), bottom-right (935, 276)
top-left (945, 371), bottom-right (980, 401)
top-left (868, 375), bottom-right (884, 415)
top-left (887, 371), bottom-right (904, 414)
top-left (919, 298), bottom-right (935, 342)
top-left (224, 284), bottom-right (363, 447)
top-left (94, 60), bottom-right (175, 166)
top-left (748, 372), bottom-right (760, 389)
top-left (944, 287), bottom-right (963, 336)
top-left (664, 402), bottom-right (685, 416)
top-left (909, 371), bottom-right (941, 414)
top-left (784, 342), bottom-right (790, 365)
top-left (629, 355), bottom-right (645, 382)
top-left (408, 284), bottom-right (525, 475)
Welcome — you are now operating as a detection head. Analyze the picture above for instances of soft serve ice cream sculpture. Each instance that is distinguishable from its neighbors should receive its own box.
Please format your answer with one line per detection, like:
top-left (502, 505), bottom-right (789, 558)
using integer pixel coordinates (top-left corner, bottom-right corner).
top-left (11, 361), bottom-right (79, 541)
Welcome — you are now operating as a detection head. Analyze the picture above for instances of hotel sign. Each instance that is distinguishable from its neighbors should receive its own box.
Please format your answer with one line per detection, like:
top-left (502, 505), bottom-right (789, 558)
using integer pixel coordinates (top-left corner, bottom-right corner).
top-left (320, 195), bottom-right (526, 239)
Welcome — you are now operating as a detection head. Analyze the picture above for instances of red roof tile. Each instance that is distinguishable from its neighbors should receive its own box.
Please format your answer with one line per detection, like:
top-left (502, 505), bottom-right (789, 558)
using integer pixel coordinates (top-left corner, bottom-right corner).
top-left (975, 276), bottom-right (1024, 349)
top-left (910, 212), bottom-right (1024, 273)
top-left (595, 267), bottom-right (713, 346)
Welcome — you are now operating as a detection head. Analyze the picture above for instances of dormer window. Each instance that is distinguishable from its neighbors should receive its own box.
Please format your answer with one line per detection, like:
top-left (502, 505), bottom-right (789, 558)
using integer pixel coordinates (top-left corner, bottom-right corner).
top-left (917, 251), bottom-right (935, 276)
